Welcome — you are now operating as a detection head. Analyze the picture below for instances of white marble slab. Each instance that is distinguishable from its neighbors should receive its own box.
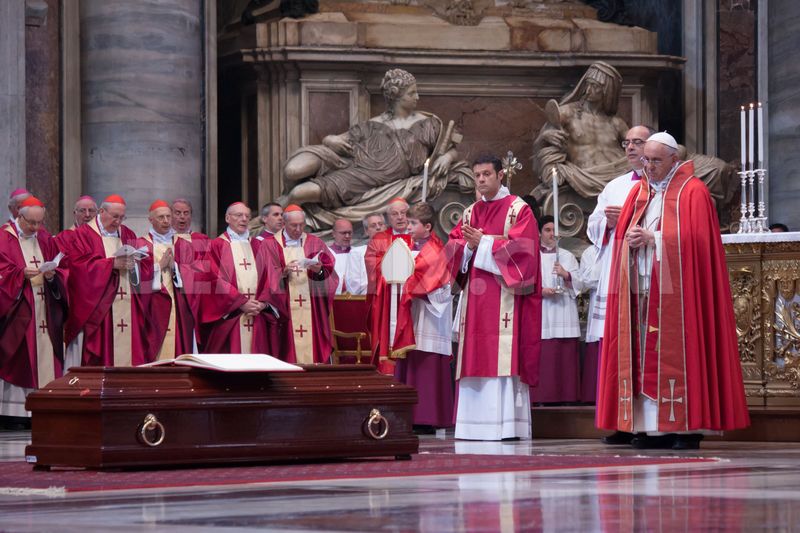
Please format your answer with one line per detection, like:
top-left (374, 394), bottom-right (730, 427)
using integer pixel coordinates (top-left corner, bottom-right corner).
top-left (721, 231), bottom-right (800, 244)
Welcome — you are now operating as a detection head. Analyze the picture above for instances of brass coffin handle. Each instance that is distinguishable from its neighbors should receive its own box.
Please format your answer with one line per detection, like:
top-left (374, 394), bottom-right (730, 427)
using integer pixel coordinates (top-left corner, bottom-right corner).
top-left (364, 408), bottom-right (389, 440)
top-left (138, 413), bottom-right (165, 447)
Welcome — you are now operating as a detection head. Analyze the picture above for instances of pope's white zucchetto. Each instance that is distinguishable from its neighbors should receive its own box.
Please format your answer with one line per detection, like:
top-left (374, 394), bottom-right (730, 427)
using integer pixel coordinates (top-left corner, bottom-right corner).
top-left (647, 132), bottom-right (678, 150)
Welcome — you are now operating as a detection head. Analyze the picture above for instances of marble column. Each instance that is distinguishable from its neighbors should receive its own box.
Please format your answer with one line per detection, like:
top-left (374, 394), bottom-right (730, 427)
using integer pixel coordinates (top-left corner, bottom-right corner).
top-left (0, 0), bottom-right (26, 216)
top-left (767, 0), bottom-right (800, 231)
top-left (80, 0), bottom-right (204, 233)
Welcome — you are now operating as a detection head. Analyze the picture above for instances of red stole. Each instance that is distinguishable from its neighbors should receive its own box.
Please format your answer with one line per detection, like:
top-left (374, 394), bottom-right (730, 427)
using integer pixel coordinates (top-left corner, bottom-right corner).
top-left (597, 161), bottom-right (750, 432)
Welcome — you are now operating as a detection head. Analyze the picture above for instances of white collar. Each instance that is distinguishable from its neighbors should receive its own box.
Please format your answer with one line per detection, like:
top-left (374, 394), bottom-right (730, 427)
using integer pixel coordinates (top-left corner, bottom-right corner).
top-left (226, 226), bottom-right (250, 242)
top-left (96, 215), bottom-right (119, 237)
top-left (149, 226), bottom-right (175, 244)
top-left (283, 229), bottom-right (303, 246)
top-left (482, 185), bottom-right (510, 202)
top-left (648, 163), bottom-right (680, 194)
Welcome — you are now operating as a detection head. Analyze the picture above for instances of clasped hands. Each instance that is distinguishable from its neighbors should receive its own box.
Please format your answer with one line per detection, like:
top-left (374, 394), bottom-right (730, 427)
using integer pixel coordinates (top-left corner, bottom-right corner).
top-left (240, 297), bottom-right (266, 317)
top-left (462, 224), bottom-right (485, 250)
top-left (625, 226), bottom-right (655, 249)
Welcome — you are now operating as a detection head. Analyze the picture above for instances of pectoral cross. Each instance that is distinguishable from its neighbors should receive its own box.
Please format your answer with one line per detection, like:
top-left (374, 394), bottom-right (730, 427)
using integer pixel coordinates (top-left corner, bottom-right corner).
top-left (244, 318), bottom-right (254, 332)
top-left (661, 378), bottom-right (683, 423)
top-left (295, 324), bottom-right (307, 338)
top-left (116, 319), bottom-right (128, 333)
top-left (294, 294), bottom-right (306, 308)
top-left (239, 258), bottom-right (252, 271)
top-left (116, 286), bottom-right (127, 301)
top-left (29, 257), bottom-right (41, 268)
top-left (36, 287), bottom-right (46, 301)
top-left (39, 320), bottom-right (48, 335)
top-left (620, 379), bottom-right (632, 422)
top-left (502, 312), bottom-right (511, 329)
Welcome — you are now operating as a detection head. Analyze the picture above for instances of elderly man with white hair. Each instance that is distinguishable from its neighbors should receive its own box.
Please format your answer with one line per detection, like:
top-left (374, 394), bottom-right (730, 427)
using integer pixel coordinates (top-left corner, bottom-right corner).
top-left (596, 132), bottom-right (750, 450)
top-left (0, 196), bottom-right (68, 429)
top-left (268, 204), bottom-right (337, 364)
top-left (2, 188), bottom-right (32, 230)
top-left (64, 194), bottom-right (169, 368)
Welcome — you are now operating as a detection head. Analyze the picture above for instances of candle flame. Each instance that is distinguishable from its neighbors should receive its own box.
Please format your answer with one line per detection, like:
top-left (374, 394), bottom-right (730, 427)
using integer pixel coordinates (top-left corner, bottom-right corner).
top-left (750, 103), bottom-right (755, 109)
top-left (741, 105), bottom-right (745, 111)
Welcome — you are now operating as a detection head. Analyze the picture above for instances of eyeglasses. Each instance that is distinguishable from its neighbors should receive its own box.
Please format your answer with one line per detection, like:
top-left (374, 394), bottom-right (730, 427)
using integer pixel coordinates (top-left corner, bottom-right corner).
top-left (229, 213), bottom-right (251, 219)
top-left (640, 157), bottom-right (665, 166)
top-left (621, 139), bottom-right (645, 149)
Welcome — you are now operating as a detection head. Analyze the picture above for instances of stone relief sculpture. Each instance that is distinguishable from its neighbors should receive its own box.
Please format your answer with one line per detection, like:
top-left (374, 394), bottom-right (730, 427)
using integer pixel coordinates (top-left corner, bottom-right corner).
top-left (281, 68), bottom-right (474, 236)
top-left (531, 61), bottom-right (740, 239)
top-left (774, 277), bottom-right (800, 362)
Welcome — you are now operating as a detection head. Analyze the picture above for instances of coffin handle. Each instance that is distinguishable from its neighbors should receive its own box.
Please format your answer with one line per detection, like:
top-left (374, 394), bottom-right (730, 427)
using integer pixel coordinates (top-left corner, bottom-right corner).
top-left (364, 408), bottom-right (389, 440)
top-left (138, 413), bottom-right (166, 447)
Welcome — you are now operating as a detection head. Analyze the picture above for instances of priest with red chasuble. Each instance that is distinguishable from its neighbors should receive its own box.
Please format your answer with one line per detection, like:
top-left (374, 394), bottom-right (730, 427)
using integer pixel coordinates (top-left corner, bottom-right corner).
top-left (266, 205), bottom-right (337, 364)
top-left (63, 195), bottom-right (171, 367)
top-left (200, 202), bottom-right (286, 355)
top-left (447, 155), bottom-right (542, 440)
top-left (0, 197), bottom-right (67, 424)
top-left (597, 133), bottom-right (750, 450)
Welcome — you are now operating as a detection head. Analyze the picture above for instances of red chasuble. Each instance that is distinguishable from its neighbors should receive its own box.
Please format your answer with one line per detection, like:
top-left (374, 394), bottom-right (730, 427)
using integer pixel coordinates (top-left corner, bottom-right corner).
top-left (137, 236), bottom-right (197, 359)
top-left (365, 229), bottom-right (413, 371)
top-left (63, 220), bottom-right (171, 367)
top-left (270, 232), bottom-right (337, 364)
top-left (390, 234), bottom-right (451, 356)
top-left (199, 233), bottom-right (286, 355)
top-left (597, 161), bottom-right (750, 433)
top-left (0, 226), bottom-right (67, 388)
top-left (447, 195), bottom-right (541, 385)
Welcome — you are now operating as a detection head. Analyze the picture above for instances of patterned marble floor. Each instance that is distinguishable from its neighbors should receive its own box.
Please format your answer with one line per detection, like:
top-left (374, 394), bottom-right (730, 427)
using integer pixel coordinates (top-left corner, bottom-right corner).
top-left (1, 431), bottom-right (799, 532)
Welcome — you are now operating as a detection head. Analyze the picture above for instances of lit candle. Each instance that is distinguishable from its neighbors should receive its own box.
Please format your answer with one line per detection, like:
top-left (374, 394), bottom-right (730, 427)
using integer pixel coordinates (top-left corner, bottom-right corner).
top-left (422, 158), bottom-right (430, 203)
top-left (757, 102), bottom-right (764, 169)
top-left (552, 167), bottom-right (559, 237)
top-left (749, 103), bottom-right (755, 170)
top-left (740, 106), bottom-right (746, 173)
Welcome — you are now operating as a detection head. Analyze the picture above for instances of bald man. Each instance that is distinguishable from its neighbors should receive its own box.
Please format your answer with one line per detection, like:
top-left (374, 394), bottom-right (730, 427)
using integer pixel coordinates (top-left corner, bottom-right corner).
top-left (0, 196), bottom-right (67, 428)
top-left (329, 218), bottom-right (354, 294)
top-left (55, 196), bottom-right (97, 258)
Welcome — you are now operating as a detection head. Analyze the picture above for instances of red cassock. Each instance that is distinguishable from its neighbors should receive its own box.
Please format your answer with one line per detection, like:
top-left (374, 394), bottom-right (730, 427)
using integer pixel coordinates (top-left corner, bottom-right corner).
top-left (136, 236), bottom-right (197, 357)
top-left (365, 229), bottom-right (413, 371)
top-left (63, 222), bottom-right (171, 367)
top-left (268, 232), bottom-right (337, 364)
top-left (0, 227), bottom-right (68, 388)
top-left (597, 161), bottom-right (750, 433)
top-left (199, 233), bottom-right (286, 355)
top-left (446, 195), bottom-right (541, 385)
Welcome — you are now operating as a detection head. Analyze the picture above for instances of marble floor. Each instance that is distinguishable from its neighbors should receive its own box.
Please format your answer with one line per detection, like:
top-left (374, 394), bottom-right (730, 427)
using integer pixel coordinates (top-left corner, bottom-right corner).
top-left (1, 431), bottom-right (800, 532)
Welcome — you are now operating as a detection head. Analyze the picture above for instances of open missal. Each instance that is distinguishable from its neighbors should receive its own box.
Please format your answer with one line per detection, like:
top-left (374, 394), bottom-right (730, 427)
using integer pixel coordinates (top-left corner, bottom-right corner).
top-left (142, 353), bottom-right (304, 372)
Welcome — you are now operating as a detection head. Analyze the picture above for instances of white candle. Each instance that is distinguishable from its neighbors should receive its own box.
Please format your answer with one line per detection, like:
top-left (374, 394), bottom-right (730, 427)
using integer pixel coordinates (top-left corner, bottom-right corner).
top-left (552, 167), bottom-right (559, 237)
top-left (748, 103), bottom-right (755, 170)
top-left (758, 102), bottom-right (764, 169)
top-left (422, 158), bottom-right (430, 203)
top-left (740, 106), bottom-right (746, 172)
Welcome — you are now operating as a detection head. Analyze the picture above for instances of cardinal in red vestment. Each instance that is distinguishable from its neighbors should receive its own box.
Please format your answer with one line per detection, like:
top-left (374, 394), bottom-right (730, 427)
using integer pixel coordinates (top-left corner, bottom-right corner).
top-left (265, 205), bottom-right (337, 364)
top-left (63, 195), bottom-right (171, 367)
top-left (597, 133), bottom-right (750, 450)
top-left (200, 202), bottom-right (287, 355)
top-left (447, 155), bottom-right (541, 441)
top-left (0, 197), bottom-right (68, 422)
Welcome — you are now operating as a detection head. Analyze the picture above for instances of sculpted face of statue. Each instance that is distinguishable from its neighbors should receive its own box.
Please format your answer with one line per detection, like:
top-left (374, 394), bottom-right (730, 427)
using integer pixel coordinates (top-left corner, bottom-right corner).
top-left (778, 278), bottom-right (796, 301)
top-left (381, 68), bottom-right (418, 118)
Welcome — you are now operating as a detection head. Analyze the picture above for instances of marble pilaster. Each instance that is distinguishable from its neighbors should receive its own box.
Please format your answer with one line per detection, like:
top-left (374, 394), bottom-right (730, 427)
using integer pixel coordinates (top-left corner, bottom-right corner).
top-left (0, 0), bottom-right (26, 214)
top-left (80, 0), bottom-right (205, 234)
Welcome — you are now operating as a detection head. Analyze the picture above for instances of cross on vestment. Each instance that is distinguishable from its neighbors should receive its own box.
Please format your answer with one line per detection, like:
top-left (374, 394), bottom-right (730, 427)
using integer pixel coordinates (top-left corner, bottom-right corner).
top-left (116, 286), bottom-right (127, 301)
top-left (661, 378), bottom-right (684, 422)
top-left (295, 324), bottom-right (307, 338)
top-left (116, 319), bottom-right (128, 333)
top-left (39, 320), bottom-right (48, 335)
top-left (620, 378), bottom-right (632, 421)
top-left (36, 287), bottom-right (45, 301)
top-left (239, 258), bottom-right (252, 271)
top-left (508, 210), bottom-right (517, 225)
top-left (294, 294), bottom-right (306, 308)
top-left (29, 257), bottom-right (41, 268)
top-left (243, 289), bottom-right (255, 299)
top-left (502, 312), bottom-right (511, 329)
top-left (244, 318), bottom-right (254, 332)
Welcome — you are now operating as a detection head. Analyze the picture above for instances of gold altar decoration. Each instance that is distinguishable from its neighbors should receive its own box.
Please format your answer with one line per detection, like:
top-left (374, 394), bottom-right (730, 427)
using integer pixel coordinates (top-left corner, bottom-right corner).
top-left (726, 239), bottom-right (800, 405)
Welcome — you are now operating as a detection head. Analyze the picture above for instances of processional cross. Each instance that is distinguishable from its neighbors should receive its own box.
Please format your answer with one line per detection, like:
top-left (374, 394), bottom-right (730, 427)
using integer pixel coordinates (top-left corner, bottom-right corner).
top-left (501, 150), bottom-right (522, 194)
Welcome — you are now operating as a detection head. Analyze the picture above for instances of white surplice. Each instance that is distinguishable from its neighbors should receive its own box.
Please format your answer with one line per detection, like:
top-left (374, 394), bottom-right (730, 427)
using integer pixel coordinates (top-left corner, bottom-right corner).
top-left (539, 247), bottom-right (583, 340)
top-left (343, 244), bottom-right (368, 295)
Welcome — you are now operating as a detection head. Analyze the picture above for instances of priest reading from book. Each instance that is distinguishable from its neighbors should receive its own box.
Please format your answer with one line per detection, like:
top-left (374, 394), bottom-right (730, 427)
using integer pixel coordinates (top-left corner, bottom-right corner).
top-left (267, 205), bottom-right (338, 364)
top-left (447, 154), bottom-right (542, 441)
top-left (391, 202), bottom-right (455, 432)
top-left (597, 132), bottom-right (750, 450)
top-left (366, 197), bottom-right (412, 373)
top-left (0, 196), bottom-right (67, 426)
top-left (531, 215), bottom-right (583, 404)
top-left (137, 200), bottom-right (198, 359)
top-left (200, 201), bottom-right (286, 355)
top-left (63, 194), bottom-right (171, 367)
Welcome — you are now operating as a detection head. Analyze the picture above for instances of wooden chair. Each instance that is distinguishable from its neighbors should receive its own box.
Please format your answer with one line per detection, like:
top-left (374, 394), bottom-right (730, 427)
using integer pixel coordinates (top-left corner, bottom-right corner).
top-left (329, 293), bottom-right (372, 364)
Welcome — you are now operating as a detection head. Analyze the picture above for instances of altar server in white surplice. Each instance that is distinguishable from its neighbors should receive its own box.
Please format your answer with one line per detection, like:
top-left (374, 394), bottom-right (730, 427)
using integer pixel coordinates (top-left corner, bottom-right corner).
top-left (577, 243), bottom-right (601, 402)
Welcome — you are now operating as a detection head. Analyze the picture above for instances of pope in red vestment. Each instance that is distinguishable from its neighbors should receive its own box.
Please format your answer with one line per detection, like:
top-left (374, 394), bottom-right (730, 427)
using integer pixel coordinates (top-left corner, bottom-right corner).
top-left (200, 202), bottom-right (287, 355)
top-left (597, 135), bottom-right (749, 444)
top-left (0, 198), bottom-right (68, 399)
top-left (63, 195), bottom-right (171, 367)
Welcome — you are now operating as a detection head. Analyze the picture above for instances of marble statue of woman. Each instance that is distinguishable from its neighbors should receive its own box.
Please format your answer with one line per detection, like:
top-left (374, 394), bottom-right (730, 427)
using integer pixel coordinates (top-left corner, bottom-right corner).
top-left (281, 68), bottom-right (473, 233)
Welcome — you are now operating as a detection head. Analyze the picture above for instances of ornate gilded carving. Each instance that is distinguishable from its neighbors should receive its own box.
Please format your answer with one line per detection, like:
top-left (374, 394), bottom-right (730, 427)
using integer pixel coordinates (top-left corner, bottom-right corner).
top-left (730, 267), bottom-right (760, 362)
top-left (762, 257), bottom-right (800, 394)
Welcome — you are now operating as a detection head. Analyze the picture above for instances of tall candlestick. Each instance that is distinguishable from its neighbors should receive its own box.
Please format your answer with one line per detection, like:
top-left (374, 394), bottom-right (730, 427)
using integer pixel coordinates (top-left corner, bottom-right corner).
top-left (748, 103), bottom-right (755, 170)
top-left (552, 167), bottom-right (559, 237)
top-left (422, 158), bottom-right (430, 202)
top-left (758, 102), bottom-right (764, 169)
top-left (740, 106), bottom-right (746, 172)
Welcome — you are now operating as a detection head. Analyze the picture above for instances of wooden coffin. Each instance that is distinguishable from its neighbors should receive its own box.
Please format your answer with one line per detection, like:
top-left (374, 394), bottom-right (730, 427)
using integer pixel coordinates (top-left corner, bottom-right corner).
top-left (25, 364), bottom-right (418, 469)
